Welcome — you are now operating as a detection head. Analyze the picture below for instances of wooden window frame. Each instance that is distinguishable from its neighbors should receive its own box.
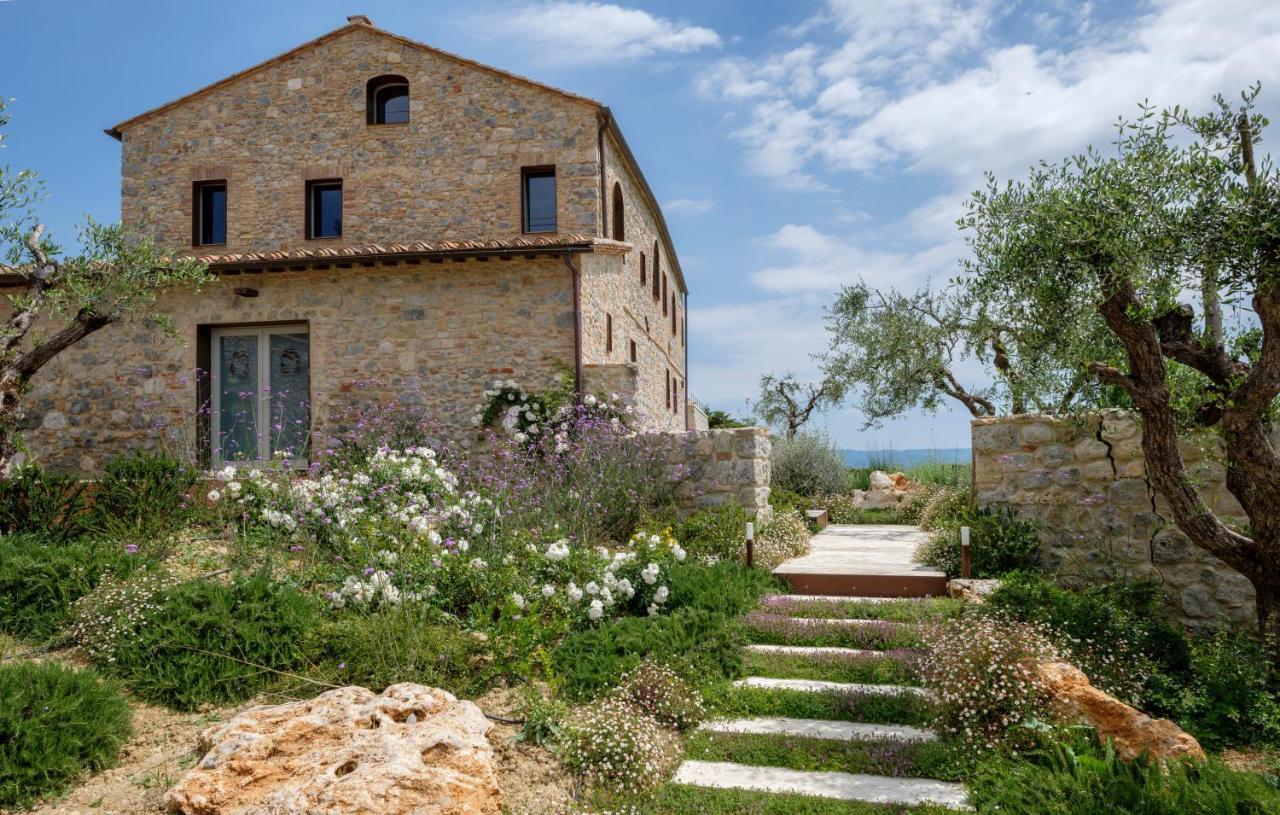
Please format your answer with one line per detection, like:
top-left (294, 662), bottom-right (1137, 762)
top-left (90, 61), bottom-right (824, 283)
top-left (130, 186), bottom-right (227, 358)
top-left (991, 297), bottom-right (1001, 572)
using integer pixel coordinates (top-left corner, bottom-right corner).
top-left (305, 179), bottom-right (343, 240)
top-left (521, 166), bottom-right (557, 234)
top-left (192, 180), bottom-right (228, 247)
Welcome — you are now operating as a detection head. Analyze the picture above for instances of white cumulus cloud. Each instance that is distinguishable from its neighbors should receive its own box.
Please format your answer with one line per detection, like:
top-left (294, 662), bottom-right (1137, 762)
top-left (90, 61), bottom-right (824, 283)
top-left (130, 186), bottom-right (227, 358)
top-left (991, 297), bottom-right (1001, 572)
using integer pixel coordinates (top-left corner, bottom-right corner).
top-left (478, 2), bottom-right (720, 66)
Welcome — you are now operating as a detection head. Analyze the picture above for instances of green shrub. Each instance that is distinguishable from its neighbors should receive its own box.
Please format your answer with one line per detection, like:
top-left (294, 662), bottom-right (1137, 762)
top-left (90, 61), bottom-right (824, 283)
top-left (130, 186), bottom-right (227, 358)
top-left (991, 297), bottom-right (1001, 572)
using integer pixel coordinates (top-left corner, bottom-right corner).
top-left (917, 485), bottom-right (968, 531)
top-left (969, 733), bottom-right (1280, 814)
top-left (665, 561), bottom-right (780, 617)
top-left (0, 534), bottom-right (142, 640)
top-left (985, 573), bottom-right (1190, 706)
top-left (846, 467), bottom-right (873, 491)
top-left (916, 507), bottom-right (1040, 578)
top-left (69, 570), bottom-right (179, 663)
top-left (919, 614), bottom-right (1058, 751)
top-left (553, 608), bottom-right (743, 700)
top-left (768, 487), bottom-right (806, 515)
top-left (559, 696), bottom-right (678, 795)
top-left (897, 483), bottom-right (941, 524)
top-left (0, 465), bottom-right (88, 540)
top-left (91, 451), bottom-right (201, 542)
top-left (0, 661), bottom-right (132, 809)
top-left (303, 607), bottom-right (497, 699)
top-left (1179, 631), bottom-right (1280, 750)
top-left (755, 509), bottom-right (811, 570)
top-left (674, 504), bottom-right (751, 563)
top-left (103, 573), bottom-right (318, 710)
top-left (617, 659), bottom-right (706, 730)
top-left (770, 431), bottom-right (847, 497)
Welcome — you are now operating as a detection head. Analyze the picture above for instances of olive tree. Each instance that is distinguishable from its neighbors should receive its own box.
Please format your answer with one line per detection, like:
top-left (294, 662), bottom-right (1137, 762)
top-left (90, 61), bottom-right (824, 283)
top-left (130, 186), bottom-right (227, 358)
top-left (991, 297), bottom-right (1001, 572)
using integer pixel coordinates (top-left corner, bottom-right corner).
top-left (0, 101), bottom-right (209, 471)
top-left (963, 86), bottom-right (1280, 636)
top-left (755, 372), bottom-right (844, 438)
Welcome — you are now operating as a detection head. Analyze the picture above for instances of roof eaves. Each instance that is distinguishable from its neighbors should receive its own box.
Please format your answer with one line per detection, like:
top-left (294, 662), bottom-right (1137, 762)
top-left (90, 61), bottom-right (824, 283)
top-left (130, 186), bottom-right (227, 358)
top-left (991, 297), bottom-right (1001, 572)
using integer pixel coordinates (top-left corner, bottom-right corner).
top-left (599, 108), bottom-right (687, 296)
top-left (106, 19), bottom-right (602, 140)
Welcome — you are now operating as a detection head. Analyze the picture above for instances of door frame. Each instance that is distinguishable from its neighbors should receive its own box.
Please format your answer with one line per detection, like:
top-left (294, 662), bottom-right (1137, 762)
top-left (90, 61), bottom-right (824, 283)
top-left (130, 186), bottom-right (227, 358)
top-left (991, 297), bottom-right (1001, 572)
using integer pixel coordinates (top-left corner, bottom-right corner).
top-left (209, 323), bottom-right (311, 467)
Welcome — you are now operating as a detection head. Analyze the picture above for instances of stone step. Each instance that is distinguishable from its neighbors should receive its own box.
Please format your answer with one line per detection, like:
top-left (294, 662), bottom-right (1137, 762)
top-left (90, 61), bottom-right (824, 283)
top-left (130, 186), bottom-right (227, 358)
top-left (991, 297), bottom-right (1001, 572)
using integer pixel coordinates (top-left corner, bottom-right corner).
top-left (744, 643), bottom-right (889, 659)
top-left (672, 760), bottom-right (970, 810)
top-left (733, 677), bottom-right (929, 698)
top-left (776, 572), bottom-right (949, 598)
top-left (765, 594), bottom-right (901, 604)
top-left (700, 716), bottom-right (936, 743)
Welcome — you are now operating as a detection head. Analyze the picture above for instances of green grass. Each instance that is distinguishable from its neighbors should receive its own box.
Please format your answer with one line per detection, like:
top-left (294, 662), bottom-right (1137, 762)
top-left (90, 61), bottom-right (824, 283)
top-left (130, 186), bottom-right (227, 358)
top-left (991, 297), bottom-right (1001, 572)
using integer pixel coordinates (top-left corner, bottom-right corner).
top-left (741, 649), bottom-right (920, 686)
top-left (760, 596), bottom-right (964, 623)
top-left (705, 684), bottom-right (935, 727)
top-left (685, 731), bottom-right (968, 782)
top-left (592, 784), bottom-right (959, 814)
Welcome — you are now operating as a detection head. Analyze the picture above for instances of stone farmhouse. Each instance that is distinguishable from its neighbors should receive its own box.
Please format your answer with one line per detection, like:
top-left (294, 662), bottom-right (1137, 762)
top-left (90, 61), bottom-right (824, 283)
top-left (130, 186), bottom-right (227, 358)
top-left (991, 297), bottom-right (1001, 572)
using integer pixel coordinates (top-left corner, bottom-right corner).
top-left (21, 15), bottom-right (696, 471)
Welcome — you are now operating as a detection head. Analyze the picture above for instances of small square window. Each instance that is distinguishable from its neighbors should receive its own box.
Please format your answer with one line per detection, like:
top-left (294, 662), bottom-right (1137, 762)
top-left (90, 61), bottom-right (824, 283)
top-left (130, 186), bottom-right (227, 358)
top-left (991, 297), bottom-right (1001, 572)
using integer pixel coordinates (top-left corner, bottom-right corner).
top-left (307, 180), bottom-right (342, 239)
top-left (194, 181), bottom-right (227, 246)
top-left (522, 167), bottom-right (556, 233)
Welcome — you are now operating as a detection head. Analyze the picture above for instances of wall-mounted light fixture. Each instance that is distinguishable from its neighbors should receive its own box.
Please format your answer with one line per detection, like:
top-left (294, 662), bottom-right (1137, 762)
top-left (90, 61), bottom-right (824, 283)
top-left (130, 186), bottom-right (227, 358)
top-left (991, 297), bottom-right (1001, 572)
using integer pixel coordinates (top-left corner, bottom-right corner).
top-left (233, 287), bottom-right (259, 298)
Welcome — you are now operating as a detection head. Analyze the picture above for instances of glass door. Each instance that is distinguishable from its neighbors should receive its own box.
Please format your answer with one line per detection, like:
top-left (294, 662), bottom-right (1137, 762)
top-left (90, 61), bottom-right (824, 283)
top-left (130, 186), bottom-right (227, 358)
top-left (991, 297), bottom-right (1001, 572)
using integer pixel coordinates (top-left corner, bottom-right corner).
top-left (211, 325), bottom-right (310, 466)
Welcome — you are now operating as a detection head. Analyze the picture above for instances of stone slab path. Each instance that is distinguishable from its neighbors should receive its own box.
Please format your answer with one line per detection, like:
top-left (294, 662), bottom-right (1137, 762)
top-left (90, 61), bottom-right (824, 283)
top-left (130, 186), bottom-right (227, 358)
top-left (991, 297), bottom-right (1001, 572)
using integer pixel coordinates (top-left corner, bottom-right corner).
top-left (773, 524), bottom-right (948, 597)
top-left (674, 761), bottom-right (970, 809)
top-left (671, 528), bottom-right (969, 810)
top-left (700, 717), bottom-right (937, 743)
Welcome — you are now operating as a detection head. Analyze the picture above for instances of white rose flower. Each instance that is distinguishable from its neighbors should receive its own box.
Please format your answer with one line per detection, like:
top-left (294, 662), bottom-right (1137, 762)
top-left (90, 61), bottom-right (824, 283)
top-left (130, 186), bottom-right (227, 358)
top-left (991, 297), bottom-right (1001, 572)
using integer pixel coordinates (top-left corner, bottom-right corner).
top-left (541, 584), bottom-right (555, 598)
top-left (654, 585), bottom-right (669, 604)
top-left (207, 489), bottom-right (221, 502)
top-left (512, 592), bottom-right (526, 610)
top-left (588, 599), bottom-right (604, 620)
top-left (585, 581), bottom-right (600, 595)
top-left (567, 583), bottom-right (583, 601)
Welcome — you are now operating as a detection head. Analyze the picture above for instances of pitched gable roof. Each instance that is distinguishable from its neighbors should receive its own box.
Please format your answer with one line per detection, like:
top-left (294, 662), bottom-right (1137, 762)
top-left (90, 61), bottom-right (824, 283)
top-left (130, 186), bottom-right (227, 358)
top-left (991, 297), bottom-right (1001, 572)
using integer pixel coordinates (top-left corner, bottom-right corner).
top-left (105, 15), bottom-right (602, 139)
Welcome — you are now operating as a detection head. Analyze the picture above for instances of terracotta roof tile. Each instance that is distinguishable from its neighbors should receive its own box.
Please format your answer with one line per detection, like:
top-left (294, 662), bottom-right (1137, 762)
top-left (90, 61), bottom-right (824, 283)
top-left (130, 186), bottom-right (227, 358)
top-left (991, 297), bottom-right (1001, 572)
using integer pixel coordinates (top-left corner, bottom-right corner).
top-left (195, 234), bottom-right (627, 267)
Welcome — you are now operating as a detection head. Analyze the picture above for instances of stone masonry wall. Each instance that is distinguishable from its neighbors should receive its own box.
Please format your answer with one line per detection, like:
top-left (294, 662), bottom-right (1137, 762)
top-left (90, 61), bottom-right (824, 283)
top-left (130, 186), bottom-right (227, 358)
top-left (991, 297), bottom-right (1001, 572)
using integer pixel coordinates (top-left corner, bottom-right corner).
top-left (654, 427), bottom-right (772, 522)
top-left (22, 257), bottom-right (574, 473)
top-left (973, 412), bottom-right (1255, 628)
top-left (118, 25), bottom-right (602, 251)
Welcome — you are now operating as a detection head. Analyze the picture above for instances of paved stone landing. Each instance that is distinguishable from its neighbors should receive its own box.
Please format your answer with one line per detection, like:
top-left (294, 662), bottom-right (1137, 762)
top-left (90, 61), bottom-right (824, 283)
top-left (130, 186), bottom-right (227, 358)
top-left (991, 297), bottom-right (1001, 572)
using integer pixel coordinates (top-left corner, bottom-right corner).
top-left (674, 761), bottom-right (970, 809)
top-left (773, 525), bottom-right (948, 597)
top-left (744, 643), bottom-right (886, 659)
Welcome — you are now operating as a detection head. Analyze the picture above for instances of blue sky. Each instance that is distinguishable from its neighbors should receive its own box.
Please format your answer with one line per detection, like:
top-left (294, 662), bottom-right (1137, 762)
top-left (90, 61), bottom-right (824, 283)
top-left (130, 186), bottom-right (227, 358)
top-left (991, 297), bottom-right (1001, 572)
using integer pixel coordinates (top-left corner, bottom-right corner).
top-left (3, 0), bottom-right (1279, 449)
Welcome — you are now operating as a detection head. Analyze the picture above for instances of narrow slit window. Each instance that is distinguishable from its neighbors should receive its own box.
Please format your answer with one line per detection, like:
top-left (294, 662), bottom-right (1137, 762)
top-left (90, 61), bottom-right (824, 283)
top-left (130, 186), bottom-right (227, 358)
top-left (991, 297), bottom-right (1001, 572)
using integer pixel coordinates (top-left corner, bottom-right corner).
top-left (665, 369), bottom-right (671, 409)
top-left (522, 167), bottom-right (557, 233)
top-left (652, 242), bottom-right (661, 298)
top-left (194, 181), bottom-right (227, 246)
top-left (606, 313), bottom-right (613, 354)
top-left (640, 253), bottom-right (646, 286)
top-left (307, 180), bottom-right (343, 239)
top-left (629, 340), bottom-right (637, 363)
top-left (662, 276), bottom-right (668, 315)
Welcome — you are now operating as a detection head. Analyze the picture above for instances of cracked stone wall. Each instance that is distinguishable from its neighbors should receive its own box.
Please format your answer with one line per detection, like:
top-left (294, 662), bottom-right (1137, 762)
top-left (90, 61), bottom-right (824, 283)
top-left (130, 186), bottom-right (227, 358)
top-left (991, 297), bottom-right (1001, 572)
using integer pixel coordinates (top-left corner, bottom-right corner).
top-left (973, 411), bottom-right (1255, 629)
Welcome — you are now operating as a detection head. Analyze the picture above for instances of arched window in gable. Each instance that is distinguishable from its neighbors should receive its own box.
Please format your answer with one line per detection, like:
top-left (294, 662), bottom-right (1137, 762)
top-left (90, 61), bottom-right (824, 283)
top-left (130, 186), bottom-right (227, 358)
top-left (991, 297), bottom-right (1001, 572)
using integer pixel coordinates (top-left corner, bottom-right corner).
top-left (367, 75), bottom-right (409, 124)
top-left (611, 182), bottom-right (625, 240)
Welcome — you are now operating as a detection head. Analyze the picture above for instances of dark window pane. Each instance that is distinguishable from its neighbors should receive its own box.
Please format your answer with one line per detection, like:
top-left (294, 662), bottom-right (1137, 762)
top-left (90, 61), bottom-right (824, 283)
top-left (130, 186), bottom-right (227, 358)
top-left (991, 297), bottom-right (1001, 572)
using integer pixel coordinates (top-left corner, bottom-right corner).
top-left (199, 184), bottom-right (226, 245)
top-left (524, 171), bottom-right (556, 233)
top-left (376, 85), bottom-right (409, 124)
top-left (311, 183), bottom-right (342, 238)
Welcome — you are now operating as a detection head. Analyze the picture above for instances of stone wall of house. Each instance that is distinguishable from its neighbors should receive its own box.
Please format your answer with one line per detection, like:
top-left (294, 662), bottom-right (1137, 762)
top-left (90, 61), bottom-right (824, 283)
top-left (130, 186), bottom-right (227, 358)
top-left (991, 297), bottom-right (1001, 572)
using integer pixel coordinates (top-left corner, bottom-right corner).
top-left (577, 131), bottom-right (687, 432)
top-left (578, 248), bottom-right (685, 432)
top-left (22, 257), bottom-right (575, 473)
top-left (117, 24), bottom-right (602, 253)
top-left (973, 412), bottom-right (1255, 628)
top-left (654, 427), bottom-right (772, 522)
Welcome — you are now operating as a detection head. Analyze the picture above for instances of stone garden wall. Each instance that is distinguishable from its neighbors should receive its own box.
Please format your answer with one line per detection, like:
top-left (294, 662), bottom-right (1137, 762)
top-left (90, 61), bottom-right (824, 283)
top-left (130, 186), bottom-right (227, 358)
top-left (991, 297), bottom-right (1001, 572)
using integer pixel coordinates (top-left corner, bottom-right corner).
top-left (654, 427), bottom-right (772, 522)
top-left (973, 411), bottom-right (1255, 628)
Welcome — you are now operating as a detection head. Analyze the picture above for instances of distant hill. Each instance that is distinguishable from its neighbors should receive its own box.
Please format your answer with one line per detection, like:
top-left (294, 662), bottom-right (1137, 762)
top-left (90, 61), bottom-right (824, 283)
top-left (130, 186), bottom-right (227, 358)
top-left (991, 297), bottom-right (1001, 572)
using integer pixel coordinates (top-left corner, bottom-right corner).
top-left (841, 448), bottom-right (970, 468)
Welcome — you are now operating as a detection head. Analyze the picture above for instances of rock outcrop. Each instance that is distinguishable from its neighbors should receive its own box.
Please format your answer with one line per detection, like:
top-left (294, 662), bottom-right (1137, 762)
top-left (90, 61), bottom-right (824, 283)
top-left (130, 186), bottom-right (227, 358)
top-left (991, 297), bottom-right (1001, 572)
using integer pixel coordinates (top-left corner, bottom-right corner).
top-left (165, 683), bottom-right (501, 815)
top-left (1036, 661), bottom-right (1205, 763)
top-left (853, 470), bottom-right (912, 510)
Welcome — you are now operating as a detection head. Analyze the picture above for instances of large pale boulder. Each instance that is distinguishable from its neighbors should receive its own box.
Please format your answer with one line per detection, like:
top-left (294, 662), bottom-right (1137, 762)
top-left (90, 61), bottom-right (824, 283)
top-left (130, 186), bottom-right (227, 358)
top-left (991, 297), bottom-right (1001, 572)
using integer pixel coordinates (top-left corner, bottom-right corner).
top-left (1036, 661), bottom-right (1205, 763)
top-left (165, 683), bottom-right (501, 815)
top-left (854, 470), bottom-right (911, 509)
